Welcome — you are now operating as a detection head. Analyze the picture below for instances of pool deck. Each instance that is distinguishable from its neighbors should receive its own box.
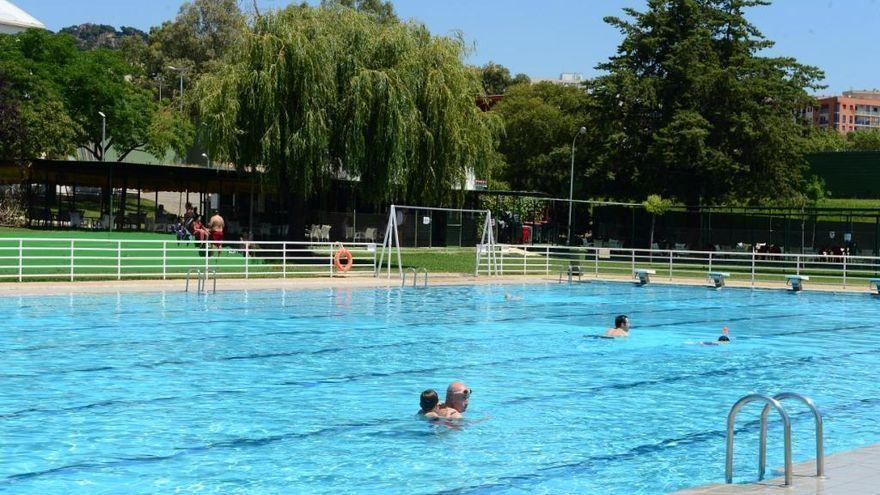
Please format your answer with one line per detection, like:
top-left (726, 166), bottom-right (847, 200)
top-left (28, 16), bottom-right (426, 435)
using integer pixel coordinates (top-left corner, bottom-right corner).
top-left (672, 443), bottom-right (880, 495)
top-left (1, 273), bottom-right (878, 297)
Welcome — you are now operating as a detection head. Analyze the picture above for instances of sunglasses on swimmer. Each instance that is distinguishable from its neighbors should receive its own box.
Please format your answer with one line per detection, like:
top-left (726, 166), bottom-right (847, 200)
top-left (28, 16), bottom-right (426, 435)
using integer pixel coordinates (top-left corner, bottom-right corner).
top-left (456, 388), bottom-right (472, 398)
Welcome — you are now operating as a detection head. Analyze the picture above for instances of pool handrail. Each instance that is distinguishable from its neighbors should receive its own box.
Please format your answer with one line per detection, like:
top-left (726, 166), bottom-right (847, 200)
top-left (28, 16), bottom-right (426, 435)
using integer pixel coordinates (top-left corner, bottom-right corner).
top-left (726, 394), bottom-right (792, 486)
top-left (759, 393), bottom-right (824, 480)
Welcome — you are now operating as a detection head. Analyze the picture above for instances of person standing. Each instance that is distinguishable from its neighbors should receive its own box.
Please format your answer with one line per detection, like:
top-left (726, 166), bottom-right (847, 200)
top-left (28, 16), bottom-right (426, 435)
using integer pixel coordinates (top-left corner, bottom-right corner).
top-left (208, 210), bottom-right (225, 257)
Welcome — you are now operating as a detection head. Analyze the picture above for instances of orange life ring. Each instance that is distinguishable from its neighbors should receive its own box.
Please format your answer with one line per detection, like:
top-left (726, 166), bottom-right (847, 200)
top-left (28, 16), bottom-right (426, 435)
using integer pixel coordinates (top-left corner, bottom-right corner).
top-left (334, 248), bottom-right (354, 272)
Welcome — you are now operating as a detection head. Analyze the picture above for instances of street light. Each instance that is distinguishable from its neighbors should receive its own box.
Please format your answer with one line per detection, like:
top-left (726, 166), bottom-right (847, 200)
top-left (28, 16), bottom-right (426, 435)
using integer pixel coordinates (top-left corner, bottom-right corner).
top-left (168, 65), bottom-right (187, 112)
top-left (99, 111), bottom-right (113, 232)
top-left (201, 152), bottom-right (211, 169)
top-left (567, 126), bottom-right (587, 245)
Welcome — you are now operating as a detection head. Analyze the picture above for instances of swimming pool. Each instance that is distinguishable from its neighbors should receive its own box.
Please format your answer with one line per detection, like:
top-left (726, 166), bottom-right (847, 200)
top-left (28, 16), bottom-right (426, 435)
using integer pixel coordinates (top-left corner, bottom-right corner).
top-left (2, 282), bottom-right (880, 494)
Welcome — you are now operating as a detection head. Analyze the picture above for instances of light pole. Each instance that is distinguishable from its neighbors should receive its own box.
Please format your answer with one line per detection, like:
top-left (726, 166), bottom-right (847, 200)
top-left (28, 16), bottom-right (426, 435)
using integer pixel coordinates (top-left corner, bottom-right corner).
top-left (168, 65), bottom-right (186, 112)
top-left (99, 111), bottom-right (113, 232)
top-left (201, 152), bottom-right (211, 169)
top-left (567, 126), bottom-right (587, 245)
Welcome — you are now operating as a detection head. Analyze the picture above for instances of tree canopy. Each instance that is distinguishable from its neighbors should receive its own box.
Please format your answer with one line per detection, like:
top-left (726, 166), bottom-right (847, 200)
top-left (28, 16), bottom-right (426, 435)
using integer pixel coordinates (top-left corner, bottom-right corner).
top-left (493, 82), bottom-right (591, 194)
top-left (585, 0), bottom-right (824, 205)
top-left (0, 29), bottom-right (191, 162)
top-left (198, 4), bottom-right (500, 206)
top-left (480, 61), bottom-right (531, 95)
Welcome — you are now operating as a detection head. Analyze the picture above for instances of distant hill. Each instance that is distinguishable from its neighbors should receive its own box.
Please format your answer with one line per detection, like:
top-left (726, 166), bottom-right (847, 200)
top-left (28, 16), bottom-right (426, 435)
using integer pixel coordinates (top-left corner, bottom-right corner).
top-left (59, 23), bottom-right (147, 50)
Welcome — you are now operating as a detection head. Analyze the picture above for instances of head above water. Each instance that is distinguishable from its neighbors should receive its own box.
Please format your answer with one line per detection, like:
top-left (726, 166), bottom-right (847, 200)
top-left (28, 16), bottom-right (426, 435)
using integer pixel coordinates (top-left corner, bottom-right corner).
top-left (615, 315), bottom-right (630, 331)
top-left (445, 381), bottom-right (471, 413)
top-left (420, 389), bottom-right (439, 412)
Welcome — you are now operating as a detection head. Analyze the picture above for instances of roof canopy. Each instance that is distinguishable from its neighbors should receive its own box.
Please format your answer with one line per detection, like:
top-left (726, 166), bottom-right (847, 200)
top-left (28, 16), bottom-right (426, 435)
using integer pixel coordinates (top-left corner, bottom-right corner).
top-left (0, 0), bottom-right (45, 31)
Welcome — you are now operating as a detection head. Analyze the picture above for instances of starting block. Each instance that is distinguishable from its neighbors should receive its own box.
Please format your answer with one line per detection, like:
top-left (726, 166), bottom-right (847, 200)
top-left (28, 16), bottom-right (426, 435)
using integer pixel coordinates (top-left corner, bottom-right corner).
top-left (869, 278), bottom-right (880, 295)
top-left (633, 268), bottom-right (656, 286)
top-left (708, 272), bottom-right (731, 289)
top-left (785, 275), bottom-right (809, 292)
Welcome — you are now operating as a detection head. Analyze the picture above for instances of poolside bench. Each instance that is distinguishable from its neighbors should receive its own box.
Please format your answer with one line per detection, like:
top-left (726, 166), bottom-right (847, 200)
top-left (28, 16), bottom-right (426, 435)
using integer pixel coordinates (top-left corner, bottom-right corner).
top-left (708, 272), bottom-right (731, 289)
top-left (785, 275), bottom-right (810, 292)
top-left (633, 268), bottom-right (656, 286)
top-left (870, 278), bottom-right (880, 295)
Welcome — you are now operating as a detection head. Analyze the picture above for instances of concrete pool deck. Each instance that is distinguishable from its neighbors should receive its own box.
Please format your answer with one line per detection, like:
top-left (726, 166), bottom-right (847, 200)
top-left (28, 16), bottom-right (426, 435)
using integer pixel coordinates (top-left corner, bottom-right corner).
top-left (1, 273), bottom-right (879, 297)
top-left (672, 442), bottom-right (880, 494)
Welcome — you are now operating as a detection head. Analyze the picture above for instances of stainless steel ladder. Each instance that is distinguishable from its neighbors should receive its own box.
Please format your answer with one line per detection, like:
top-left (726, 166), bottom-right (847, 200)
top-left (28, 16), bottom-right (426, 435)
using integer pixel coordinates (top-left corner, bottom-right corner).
top-left (725, 392), bottom-right (824, 486)
top-left (401, 267), bottom-right (428, 288)
top-left (185, 268), bottom-right (217, 294)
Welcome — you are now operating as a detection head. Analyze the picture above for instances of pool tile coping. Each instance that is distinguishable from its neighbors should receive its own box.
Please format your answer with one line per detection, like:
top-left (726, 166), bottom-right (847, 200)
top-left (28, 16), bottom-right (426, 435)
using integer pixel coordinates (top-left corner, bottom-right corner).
top-left (671, 442), bottom-right (880, 495)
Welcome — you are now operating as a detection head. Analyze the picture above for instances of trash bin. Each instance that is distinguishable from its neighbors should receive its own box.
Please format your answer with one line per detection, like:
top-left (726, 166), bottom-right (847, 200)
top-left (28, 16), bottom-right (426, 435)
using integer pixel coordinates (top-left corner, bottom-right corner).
top-left (522, 225), bottom-right (532, 244)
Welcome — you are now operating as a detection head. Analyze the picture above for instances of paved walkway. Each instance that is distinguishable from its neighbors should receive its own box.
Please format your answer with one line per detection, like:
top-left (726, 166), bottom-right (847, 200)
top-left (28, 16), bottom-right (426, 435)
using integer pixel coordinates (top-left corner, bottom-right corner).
top-left (672, 443), bottom-right (880, 495)
top-left (0, 273), bottom-right (878, 297)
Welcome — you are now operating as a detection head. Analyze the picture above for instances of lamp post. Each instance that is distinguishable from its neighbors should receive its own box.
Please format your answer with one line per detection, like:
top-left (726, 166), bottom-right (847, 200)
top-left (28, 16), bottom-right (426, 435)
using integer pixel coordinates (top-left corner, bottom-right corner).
top-left (168, 65), bottom-right (186, 112)
top-left (567, 126), bottom-right (587, 245)
top-left (99, 111), bottom-right (113, 232)
top-left (201, 152), bottom-right (211, 169)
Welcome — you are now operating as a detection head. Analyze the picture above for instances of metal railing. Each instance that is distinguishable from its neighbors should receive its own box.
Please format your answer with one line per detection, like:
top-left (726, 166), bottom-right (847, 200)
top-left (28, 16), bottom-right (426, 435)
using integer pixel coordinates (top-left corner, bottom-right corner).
top-left (0, 238), bottom-right (378, 282)
top-left (185, 268), bottom-right (217, 294)
top-left (726, 394), bottom-right (793, 486)
top-left (477, 244), bottom-right (880, 289)
top-left (726, 393), bottom-right (824, 487)
top-left (401, 267), bottom-right (428, 288)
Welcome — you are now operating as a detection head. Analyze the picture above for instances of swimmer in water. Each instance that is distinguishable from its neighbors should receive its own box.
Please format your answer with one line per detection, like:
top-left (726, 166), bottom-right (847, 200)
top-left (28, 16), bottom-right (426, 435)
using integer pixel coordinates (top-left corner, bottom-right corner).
top-left (604, 315), bottom-right (630, 338)
top-left (504, 293), bottom-right (523, 301)
top-left (692, 327), bottom-right (731, 346)
top-left (417, 389), bottom-right (441, 420)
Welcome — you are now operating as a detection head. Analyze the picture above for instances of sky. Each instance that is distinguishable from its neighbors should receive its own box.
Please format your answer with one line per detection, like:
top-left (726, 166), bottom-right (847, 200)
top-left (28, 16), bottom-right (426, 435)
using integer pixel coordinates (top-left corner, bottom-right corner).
top-left (15, 0), bottom-right (880, 94)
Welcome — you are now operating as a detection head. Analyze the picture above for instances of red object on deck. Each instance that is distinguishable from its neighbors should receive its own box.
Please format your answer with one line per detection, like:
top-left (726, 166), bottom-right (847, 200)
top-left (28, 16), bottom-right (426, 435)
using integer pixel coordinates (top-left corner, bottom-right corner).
top-left (521, 225), bottom-right (532, 244)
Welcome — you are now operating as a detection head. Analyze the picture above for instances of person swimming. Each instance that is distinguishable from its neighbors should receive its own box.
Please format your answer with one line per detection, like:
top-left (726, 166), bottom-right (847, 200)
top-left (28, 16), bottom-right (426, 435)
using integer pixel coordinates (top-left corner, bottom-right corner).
top-left (604, 315), bottom-right (630, 338)
top-left (418, 389), bottom-right (441, 419)
top-left (690, 327), bottom-right (731, 346)
top-left (504, 292), bottom-right (523, 301)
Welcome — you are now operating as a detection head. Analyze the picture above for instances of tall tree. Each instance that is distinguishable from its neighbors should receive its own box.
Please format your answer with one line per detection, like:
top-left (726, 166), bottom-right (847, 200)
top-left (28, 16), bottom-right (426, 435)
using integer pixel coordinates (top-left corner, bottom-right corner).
top-left (480, 61), bottom-right (530, 95)
top-left (0, 29), bottom-right (191, 162)
top-left (0, 36), bottom-right (77, 160)
top-left (145, 0), bottom-right (245, 80)
top-left (197, 4), bottom-right (501, 239)
top-left (493, 82), bottom-right (592, 194)
top-left (321, 0), bottom-right (397, 22)
top-left (587, 0), bottom-right (824, 205)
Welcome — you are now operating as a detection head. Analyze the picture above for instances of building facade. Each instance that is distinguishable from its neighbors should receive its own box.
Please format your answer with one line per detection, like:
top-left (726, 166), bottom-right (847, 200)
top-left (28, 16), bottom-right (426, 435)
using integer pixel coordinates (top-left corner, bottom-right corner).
top-left (805, 91), bottom-right (880, 133)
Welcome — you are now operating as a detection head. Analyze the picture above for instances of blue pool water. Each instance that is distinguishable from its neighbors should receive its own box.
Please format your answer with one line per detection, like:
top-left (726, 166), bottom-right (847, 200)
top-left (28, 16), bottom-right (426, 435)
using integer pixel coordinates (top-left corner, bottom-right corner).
top-left (2, 282), bottom-right (880, 494)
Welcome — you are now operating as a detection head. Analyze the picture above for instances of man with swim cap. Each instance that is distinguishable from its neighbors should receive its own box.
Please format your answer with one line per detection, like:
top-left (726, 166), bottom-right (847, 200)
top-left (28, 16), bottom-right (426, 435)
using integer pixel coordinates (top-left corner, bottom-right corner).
top-left (438, 381), bottom-right (470, 418)
top-left (604, 315), bottom-right (630, 338)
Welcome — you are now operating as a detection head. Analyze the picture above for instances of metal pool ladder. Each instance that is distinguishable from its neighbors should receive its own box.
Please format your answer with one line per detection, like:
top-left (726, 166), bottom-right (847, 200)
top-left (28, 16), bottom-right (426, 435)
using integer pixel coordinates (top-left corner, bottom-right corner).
top-left (725, 392), bottom-right (824, 486)
top-left (185, 268), bottom-right (217, 294)
top-left (401, 267), bottom-right (428, 288)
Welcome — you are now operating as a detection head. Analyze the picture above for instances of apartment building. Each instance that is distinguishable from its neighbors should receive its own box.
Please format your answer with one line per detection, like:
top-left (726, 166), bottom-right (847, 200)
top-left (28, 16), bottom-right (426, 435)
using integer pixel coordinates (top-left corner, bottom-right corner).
top-left (804, 90), bottom-right (880, 133)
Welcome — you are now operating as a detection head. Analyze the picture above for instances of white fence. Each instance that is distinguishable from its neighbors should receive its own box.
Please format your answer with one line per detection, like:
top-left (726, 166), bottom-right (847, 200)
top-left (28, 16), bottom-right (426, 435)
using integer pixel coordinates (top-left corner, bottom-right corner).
top-left (478, 244), bottom-right (880, 289)
top-left (0, 239), bottom-right (377, 282)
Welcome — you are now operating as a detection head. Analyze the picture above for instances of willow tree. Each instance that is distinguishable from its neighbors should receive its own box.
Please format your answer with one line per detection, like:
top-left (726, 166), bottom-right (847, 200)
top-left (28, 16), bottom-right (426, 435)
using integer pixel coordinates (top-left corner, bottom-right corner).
top-left (196, 4), bottom-right (501, 239)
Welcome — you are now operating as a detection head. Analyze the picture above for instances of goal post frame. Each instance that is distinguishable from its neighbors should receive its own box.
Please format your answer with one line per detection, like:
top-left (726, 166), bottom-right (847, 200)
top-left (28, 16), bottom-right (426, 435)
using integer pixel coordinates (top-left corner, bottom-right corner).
top-left (374, 204), bottom-right (499, 278)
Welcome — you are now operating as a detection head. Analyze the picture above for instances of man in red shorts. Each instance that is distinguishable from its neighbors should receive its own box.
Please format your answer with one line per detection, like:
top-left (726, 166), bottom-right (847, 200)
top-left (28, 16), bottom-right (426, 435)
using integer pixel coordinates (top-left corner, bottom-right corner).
top-left (208, 209), bottom-right (225, 257)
